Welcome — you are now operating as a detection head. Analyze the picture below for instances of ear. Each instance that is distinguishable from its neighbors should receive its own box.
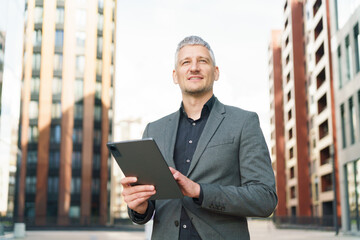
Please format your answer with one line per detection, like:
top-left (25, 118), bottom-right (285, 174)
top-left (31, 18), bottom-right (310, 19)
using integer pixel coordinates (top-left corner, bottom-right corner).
top-left (172, 69), bottom-right (178, 84)
top-left (214, 66), bottom-right (219, 81)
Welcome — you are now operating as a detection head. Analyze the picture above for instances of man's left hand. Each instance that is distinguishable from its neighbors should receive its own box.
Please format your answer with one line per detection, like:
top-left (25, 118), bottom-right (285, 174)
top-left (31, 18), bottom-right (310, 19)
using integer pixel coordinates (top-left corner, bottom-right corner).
top-left (169, 167), bottom-right (200, 198)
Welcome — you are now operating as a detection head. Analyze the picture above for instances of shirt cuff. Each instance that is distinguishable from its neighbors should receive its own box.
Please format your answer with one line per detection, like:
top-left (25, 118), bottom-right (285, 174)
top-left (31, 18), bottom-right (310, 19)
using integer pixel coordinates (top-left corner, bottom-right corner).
top-left (193, 184), bottom-right (203, 205)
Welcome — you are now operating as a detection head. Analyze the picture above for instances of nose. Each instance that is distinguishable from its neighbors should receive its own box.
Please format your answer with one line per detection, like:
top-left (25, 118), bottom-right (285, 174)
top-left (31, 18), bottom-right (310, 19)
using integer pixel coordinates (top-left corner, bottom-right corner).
top-left (189, 61), bottom-right (200, 72)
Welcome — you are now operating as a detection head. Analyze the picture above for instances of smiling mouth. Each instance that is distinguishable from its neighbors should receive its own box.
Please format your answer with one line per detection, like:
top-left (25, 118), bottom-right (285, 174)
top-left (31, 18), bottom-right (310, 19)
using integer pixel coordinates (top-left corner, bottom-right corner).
top-left (188, 76), bottom-right (203, 80)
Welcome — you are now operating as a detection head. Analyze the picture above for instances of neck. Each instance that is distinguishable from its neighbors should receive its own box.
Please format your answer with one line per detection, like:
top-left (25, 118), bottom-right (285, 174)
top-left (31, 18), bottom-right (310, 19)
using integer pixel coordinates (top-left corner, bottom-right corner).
top-left (182, 92), bottom-right (213, 120)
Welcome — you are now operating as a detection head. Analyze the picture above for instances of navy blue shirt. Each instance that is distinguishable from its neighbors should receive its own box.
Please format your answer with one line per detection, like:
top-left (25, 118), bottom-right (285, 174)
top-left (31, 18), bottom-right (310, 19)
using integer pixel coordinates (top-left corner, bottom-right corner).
top-left (173, 95), bottom-right (215, 240)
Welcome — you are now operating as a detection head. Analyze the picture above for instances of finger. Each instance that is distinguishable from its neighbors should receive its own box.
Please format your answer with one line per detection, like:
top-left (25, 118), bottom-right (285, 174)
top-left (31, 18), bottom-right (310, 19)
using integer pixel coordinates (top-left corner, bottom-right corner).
top-left (169, 167), bottom-right (177, 174)
top-left (124, 189), bottom-right (156, 203)
top-left (120, 177), bottom-right (138, 186)
top-left (122, 184), bottom-right (155, 196)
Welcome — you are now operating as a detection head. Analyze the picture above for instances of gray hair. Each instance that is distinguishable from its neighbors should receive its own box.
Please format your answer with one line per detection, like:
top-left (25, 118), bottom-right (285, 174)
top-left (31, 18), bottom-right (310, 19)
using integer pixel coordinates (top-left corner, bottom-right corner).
top-left (175, 36), bottom-right (216, 67)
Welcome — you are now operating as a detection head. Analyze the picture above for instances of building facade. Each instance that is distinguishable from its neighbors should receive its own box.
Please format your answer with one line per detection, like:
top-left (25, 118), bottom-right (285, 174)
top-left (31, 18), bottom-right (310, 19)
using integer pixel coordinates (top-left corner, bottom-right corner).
top-left (269, 0), bottom-right (341, 224)
top-left (329, 0), bottom-right (360, 234)
top-left (16, 0), bottom-right (116, 226)
top-left (303, 0), bottom-right (340, 220)
top-left (268, 29), bottom-right (287, 216)
top-left (281, 0), bottom-right (312, 217)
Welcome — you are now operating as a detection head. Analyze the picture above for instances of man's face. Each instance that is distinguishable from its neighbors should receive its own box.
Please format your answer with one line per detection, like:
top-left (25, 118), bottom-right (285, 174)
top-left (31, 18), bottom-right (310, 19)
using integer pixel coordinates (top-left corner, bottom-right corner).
top-left (173, 45), bottom-right (219, 97)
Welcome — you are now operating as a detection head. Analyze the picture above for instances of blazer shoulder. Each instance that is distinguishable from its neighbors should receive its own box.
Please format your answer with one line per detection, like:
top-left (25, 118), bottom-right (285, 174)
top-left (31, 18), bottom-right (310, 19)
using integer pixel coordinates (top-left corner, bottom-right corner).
top-left (223, 104), bottom-right (257, 119)
top-left (147, 111), bottom-right (178, 127)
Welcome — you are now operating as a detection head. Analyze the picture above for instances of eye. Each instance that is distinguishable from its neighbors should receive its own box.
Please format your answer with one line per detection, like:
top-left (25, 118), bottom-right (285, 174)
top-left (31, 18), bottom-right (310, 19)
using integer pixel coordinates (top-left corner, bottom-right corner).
top-left (182, 60), bottom-right (190, 65)
top-left (199, 59), bottom-right (207, 63)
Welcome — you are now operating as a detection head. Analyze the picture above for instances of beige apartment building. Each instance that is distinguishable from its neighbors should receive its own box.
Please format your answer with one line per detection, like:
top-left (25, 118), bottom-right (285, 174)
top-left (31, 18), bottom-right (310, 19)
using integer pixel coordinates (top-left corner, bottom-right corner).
top-left (17, 0), bottom-right (116, 226)
top-left (303, 0), bottom-right (339, 219)
top-left (269, 0), bottom-right (341, 224)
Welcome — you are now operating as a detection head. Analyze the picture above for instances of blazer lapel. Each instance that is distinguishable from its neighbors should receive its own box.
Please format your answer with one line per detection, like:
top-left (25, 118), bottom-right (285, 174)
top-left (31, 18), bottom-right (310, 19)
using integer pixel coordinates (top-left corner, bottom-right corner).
top-left (186, 99), bottom-right (226, 177)
top-left (164, 111), bottom-right (180, 168)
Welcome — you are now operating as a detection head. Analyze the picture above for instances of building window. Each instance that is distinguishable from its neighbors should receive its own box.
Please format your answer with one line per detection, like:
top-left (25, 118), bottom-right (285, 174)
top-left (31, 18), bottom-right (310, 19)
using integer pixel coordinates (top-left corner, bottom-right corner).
top-left (74, 104), bottom-right (83, 120)
top-left (54, 54), bottom-right (63, 71)
top-left (71, 177), bottom-right (81, 194)
top-left (349, 97), bottom-right (356, 144)
top-left (27, 151), bottom-right (38, 169)
top-left (28, 101), bottom-right (39, 119)
top-left (337, 46), bottom-right (342, 89)
top-left (315, 43), bottom-right (324, 64)
top-left (318, 119), bottom-right (329, 139)
top-left (317, 93), bottom-right (327, 114)
top-left (354, 23), bottom-right (360, 73)
top-left (76, 9), bottom-right (86, 28)
top-left (95, 82), bottom-right (101, 99)
top-left (321, 173), bottom-right (332, 192)
top-left (94, 129), bottom-right (101, 146)
top-left (97, 36), bottom-right (103, 56)
top-left (358, 91), bottom-right (360, 138)
top-left (345, 35), bottom-right (353, 81)
top-left (74, 78), bottom-right (83, 102)
top-left (48, 177), bottom-right (59, 194)
top-left (316, 67), bottom-right (326, 89)
top-left (52, 77), bottom-right (62, 96)
top-left (55, 30), bottom-right (64, 47)
top-left (50, 125), bottom-right (61, 143)
top-left (73, 128), bottom-right (83, 144)
top-left (96, 59), bottom-right (102, 76)
top-left (97, 13), bottom-right (103, 31)
top-left (314, 18), bottom-right (323, 40)
top-left (320, 146), bottom-right (330, 165)
top-left (289, 147), bottom-right (294, 159)
top-left (51, 103), bottom-right (61, 119)
top-left (340, 104), bottom-right (347, 148)
top-left (33, 29), bottom-right (42, 47)
top-left (49, 151), bottom-right (60, 169)
top-left (76, 31), bottom-right (86, 47)
top-left (345, 159), bottom-right (360, 232)
top-left (290, 186), bottom-right (296, 199)
top-left (287, 91), bottom-right (291, 102)
top-left (94, 105), bottom-right (101, 121)
top-left (32, 54), bottom-right (41, 71)
top-left (98, 0), bottom-right (104, 10)
top-left (72, 151), bottom-right (82, 169)
top-left (92, 178), bottom-right (100, 194)
top-left (313, 0), bottom-right (322, 17)
top-left (290, 167), bottom-right (295, 179)
top-left (28, 125), bottom-right (39, 142)
top-left (55, 7), bottom-right (64, 24)
top-left (289, 128), bottom-right (293, 140)
top-left (76, 55), bottom-right (85, 73)
top-left (288, 109), bottom-right (292, 120)
top-left (34, 7), bottom-right (43, 24)
top-left (30, 77), bottom-right (40, 95)
top-left (25, 177), bottom-right (37, 193)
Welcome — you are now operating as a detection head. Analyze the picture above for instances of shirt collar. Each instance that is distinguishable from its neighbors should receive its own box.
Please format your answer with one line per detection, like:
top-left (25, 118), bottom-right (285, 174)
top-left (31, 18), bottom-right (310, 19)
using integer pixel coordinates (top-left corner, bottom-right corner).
top-left (180, 95), bottom-right (215, 118)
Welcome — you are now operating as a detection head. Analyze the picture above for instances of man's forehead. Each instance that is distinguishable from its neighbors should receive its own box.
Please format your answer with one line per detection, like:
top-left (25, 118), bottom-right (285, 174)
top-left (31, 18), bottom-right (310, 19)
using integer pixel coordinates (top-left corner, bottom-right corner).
top-left (178, 45), bottom-right (211, 58)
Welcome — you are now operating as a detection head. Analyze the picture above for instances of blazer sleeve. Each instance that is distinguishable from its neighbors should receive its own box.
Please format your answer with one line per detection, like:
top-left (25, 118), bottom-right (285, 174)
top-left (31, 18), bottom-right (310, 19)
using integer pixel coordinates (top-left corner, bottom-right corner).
top-left (200, 112), bottom-right (278, 217)
top-left (127, 123), bottom-right (156, 224)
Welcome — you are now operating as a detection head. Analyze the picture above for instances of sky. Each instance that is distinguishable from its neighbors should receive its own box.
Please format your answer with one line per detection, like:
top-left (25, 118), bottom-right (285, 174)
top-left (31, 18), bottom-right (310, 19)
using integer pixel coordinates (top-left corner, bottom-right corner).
top-left (115, 0), bottom-right (285, 143)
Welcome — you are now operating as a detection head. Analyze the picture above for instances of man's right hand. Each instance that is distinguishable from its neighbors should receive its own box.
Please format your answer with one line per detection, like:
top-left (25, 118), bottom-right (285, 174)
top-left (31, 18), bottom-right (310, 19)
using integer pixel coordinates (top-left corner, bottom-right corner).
top-left (120, 177), bottom-right (156, 214)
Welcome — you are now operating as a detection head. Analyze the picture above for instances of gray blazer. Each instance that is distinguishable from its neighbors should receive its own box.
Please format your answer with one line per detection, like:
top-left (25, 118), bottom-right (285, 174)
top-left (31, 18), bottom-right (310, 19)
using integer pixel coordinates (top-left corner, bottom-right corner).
top-left (129, 98), bottom-right (277, 240)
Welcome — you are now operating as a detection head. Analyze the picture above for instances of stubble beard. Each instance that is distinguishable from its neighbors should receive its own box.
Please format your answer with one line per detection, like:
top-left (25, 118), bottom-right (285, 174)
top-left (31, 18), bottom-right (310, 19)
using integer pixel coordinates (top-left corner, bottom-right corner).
top-left (183, 85), bottom-right (213, 97)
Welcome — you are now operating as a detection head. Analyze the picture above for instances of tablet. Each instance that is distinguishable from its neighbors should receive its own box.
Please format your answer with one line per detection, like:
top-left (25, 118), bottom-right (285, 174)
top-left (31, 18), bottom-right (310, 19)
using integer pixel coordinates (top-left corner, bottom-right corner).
top-left (107, 138), bottom-right (183, 200)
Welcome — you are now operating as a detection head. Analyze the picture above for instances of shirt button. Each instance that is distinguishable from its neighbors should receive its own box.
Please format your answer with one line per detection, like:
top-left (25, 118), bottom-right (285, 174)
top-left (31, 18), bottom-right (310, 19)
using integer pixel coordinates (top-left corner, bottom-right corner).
top-left (189, 140), bottom-right (193, 144)
top-left (174, 220), bottom-right (179, 227)
top-left (183, 224), bottom-right (187, 229)
top-left (192, 122), bottom-right (196, 126)
top-left (186, 159), bottom-right (190, 163)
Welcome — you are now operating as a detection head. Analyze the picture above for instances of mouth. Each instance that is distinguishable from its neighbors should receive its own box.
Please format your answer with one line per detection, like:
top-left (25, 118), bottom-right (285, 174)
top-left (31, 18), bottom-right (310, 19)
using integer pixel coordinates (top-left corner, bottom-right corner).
top-left (187, 75), bottom-right (203, 80)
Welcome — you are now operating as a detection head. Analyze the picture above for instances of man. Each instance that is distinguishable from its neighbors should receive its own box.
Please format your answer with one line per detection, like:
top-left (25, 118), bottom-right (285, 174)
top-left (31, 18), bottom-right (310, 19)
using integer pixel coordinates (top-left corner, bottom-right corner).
top-left (121, 36), bottom-right (277, 239)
